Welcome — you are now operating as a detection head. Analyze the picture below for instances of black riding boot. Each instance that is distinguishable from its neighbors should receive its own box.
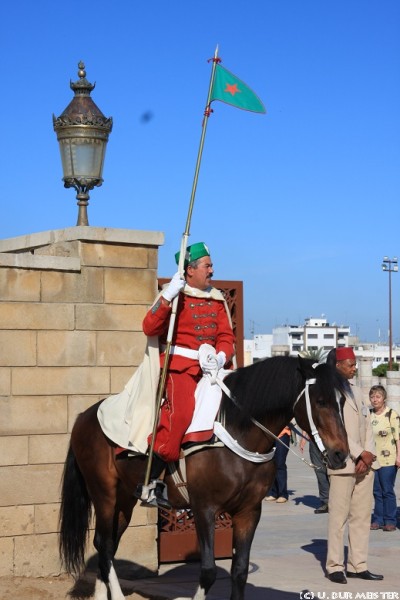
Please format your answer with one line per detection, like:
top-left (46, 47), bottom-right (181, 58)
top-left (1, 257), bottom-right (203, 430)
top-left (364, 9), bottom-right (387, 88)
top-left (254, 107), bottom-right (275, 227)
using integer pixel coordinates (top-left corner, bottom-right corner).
top-left (134, 454), bottom-right (171, 509)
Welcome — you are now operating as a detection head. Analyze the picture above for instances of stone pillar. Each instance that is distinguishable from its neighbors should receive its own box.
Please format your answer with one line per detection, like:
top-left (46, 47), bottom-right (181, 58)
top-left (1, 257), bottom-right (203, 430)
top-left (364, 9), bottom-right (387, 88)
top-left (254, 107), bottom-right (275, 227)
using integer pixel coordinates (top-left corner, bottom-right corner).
top-left (385, 371), bottom-right (400, 414)
top-left (356, 357), bottom-right (373, 400)
top-left (0, 227), bottom-right (163, 577)
top-left (271, 344), bottom-right (290, 357)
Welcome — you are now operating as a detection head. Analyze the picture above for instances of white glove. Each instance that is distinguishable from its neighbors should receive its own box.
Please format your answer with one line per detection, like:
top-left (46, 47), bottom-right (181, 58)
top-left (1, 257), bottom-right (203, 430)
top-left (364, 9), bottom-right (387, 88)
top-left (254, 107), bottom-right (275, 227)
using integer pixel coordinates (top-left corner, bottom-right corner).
top-left (198, 343), bottom-right (217, 373)
top-left (216, 351), bottom-right (226, 370)
top-left (199, 345), bottom-right (225, 382)
top-left (162, 272), bottom-right (185, 302)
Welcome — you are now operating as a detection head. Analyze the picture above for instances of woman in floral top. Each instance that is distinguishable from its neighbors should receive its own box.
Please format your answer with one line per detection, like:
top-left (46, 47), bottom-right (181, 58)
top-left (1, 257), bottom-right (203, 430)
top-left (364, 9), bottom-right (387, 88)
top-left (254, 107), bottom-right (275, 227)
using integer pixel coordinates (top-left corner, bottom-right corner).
top-left (369, 385), bottom-right (400, 532)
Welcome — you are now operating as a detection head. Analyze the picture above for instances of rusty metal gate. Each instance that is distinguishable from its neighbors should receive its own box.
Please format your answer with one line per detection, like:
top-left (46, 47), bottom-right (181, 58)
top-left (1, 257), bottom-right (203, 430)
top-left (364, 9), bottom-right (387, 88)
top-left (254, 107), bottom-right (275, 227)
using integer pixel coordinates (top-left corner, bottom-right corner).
top-left (157, 279), bottom-right (243, 562)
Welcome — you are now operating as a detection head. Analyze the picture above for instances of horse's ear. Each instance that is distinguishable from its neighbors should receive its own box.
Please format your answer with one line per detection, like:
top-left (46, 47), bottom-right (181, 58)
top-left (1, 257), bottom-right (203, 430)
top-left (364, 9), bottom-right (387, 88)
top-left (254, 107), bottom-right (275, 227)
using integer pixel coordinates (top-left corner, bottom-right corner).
top-left (297, 356), bottom-right (316, 378)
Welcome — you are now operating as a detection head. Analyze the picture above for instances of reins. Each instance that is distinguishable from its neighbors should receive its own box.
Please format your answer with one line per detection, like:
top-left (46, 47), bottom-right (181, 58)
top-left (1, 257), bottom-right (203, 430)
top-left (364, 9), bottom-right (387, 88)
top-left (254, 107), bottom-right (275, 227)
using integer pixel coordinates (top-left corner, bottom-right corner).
top-left (214, 372), bottom-right (323, 471)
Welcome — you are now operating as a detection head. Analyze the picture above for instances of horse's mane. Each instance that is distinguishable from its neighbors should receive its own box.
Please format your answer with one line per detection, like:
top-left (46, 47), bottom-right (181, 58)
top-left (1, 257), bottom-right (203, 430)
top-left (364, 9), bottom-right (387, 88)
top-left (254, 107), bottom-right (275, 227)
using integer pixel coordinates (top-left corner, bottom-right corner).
top-left (222, 355), bottom-right (342, 430)
top-left (222, 356), bottom-right (305, 429)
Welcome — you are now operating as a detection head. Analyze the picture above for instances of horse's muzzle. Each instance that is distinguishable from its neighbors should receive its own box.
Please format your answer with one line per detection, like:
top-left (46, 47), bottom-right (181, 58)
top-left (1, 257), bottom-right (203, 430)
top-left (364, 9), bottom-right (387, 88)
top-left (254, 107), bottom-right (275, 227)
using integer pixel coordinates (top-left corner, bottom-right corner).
top-left (325, 449), bottom-right (348, 470)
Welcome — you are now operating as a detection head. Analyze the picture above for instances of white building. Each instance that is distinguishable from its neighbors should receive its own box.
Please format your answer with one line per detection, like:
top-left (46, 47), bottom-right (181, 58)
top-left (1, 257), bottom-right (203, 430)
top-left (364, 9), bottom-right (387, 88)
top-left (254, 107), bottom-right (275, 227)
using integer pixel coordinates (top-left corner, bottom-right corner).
top-left (272, 317), bottom-right (350, 356)
top-left (244, 317), bottom-right (351, 364)
top-left (354, 344), bottom-right (400, 370)
top-left (244, 334), bottom-right (273, 365)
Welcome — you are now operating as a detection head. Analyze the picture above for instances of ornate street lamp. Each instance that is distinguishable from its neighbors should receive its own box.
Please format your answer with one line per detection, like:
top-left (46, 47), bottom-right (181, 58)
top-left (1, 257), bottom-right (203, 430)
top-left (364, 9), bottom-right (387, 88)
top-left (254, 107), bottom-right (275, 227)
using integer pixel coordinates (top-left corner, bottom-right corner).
top-left (382, 256), bottom-right (398, 370)
top-left (53, 62), bottom-right (113, 226)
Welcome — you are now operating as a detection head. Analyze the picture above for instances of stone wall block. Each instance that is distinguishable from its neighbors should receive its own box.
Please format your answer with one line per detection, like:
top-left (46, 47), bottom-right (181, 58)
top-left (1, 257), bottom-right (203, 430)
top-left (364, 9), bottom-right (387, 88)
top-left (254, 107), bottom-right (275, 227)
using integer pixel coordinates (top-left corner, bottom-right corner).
top-left (104, 268), bottom-right (156, 304)
top-left (148, 248), bottom-right (158, 270)
top-left (0, 302), bottom-right (74, 330)
top-left (80, 242), bottom-right (150, 268)
top-left (41, 268), bottom-right (104, 303)
top-left (0, 368), bottom-right (11, 395)
top-left (0, 505), bottom-right (34, 536)
top-left (0, 269), bottom-right (41, 301)
top-left (34, 240), bottom-right (80, 257)
top-left (75, 304), bottom-right (147, 332)
top-left (115, 524), bottom-right (158, 573)
top-left (0, 436), bottom-right (29, 465)
top-left (14, 532), bottom-right (63, 576)
top-left (0, 331), bottom-right (36, 366)
top-left (37, 331), bottom-right (96, 366)
top-left (0, 537), bottom-right (14, 576)
top-left (29, 434), bottom-right (70, 465)
top-left (97, 331), bottom-right (146, 366)
top-left (131, 504), bottom-right (158, 526)
top-left (1, 464), bottom-right (63, 506)
top-left (110, 366), bottom-right (138, 394)
top-left (67, 395), bottom-right (103, 432)
top-left (12, 367), bottom-right (110, 396)
top-left (0, 396), bottom-right (67, 436)
top-left (35, 503), bottom-right (60, 534)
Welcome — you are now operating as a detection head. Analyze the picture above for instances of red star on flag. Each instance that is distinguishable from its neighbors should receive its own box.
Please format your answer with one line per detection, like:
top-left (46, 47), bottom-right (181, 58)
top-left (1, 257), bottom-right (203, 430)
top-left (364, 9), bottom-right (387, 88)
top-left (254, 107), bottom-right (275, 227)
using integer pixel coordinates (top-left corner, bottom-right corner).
top-left (224, 82), bottom-right (241, 96)
top-left (211, 64), bottom-right (266, 113)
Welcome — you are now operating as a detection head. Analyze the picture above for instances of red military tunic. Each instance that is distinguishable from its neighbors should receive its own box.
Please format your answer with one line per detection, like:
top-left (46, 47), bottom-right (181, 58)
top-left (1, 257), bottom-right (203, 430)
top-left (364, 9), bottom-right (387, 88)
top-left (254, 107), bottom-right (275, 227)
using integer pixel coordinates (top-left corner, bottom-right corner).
top-left (143, 289), bottom-right (235, 461)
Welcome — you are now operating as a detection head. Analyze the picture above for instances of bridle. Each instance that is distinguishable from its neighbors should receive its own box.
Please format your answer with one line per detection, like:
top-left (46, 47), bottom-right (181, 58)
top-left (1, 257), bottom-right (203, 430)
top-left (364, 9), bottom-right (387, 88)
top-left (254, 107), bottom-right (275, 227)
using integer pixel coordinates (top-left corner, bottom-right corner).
top-left (215, 361), bottom-right (344, 469)
top-left (293, 377), bottom-right (325, 452)
top-left (292, 369), bottom-right (344, 462)
top-left (214, 370), bottom-right (329, 469)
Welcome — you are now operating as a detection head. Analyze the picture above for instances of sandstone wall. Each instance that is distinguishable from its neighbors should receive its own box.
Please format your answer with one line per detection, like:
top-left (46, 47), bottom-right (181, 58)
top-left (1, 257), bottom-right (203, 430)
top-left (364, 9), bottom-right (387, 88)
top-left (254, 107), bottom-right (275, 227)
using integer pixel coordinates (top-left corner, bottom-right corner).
top-left (0, 227), bottom-right (163, 577)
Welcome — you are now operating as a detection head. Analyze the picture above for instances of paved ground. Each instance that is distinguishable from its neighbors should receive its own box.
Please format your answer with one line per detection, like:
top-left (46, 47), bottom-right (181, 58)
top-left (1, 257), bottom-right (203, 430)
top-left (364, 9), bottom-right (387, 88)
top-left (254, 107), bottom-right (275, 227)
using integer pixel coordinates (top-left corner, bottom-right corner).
top-left (2, 449), bottom-right (399, 599)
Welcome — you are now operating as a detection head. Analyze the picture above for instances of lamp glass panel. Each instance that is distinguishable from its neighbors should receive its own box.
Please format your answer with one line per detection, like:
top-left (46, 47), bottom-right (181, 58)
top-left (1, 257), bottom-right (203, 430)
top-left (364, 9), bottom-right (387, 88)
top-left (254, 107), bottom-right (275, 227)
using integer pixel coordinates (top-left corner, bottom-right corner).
top-left (59, 142), bottom-right (74, 178)
top-left (59, 138), bottom-right (105, 179)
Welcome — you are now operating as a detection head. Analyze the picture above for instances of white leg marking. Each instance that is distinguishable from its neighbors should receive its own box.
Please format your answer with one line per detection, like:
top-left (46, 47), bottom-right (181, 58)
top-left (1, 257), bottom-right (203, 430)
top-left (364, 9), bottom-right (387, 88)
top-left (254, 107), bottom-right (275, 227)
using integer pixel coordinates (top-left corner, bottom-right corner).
top-left (192, 584), bottom-right (206, 600)
top-left (108, 563), bottom-right (125, 600)
top-left (93, 576), bottom-right (108, 600)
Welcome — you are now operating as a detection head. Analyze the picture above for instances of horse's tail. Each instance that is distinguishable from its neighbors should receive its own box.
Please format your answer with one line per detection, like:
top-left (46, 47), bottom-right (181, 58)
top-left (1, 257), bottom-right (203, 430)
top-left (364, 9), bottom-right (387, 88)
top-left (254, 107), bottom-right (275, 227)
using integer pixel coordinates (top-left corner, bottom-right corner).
top-left (59, 444), bottom-right (92, 575)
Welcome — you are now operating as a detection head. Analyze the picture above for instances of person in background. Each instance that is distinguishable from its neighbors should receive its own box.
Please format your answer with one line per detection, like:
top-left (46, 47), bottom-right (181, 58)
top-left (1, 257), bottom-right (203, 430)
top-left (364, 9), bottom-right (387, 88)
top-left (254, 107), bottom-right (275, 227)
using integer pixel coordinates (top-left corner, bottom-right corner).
top-left (265, 425), bottom-right (291, 503)
top-left (369, 384), bottom-right (400, 532)
top-left (325, 347), bottom-right (383, 585)
top-left (300, 432), bottom-right (329, 513)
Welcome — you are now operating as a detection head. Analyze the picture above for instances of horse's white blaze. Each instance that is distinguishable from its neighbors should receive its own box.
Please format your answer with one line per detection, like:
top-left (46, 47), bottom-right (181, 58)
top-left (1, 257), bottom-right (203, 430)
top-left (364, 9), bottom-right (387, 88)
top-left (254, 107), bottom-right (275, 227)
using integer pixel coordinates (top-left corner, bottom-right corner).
top-left (192, 584), bottom-right (206, 600)
top-left (108, 563), bottom-right (125, 600)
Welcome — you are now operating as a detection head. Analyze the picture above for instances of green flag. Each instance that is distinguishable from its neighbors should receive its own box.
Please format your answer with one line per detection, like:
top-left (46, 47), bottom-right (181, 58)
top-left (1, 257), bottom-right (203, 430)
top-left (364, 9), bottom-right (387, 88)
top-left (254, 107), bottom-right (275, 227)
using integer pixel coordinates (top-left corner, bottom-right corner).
top-left (210, 64), bottom-right (266, 114)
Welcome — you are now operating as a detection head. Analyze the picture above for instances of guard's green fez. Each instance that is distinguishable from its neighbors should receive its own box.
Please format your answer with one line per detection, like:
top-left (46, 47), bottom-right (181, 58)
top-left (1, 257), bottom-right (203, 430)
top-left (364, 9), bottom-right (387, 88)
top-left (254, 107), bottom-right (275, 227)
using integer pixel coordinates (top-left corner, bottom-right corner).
top-left (175, 242), bottom-right (210, 267)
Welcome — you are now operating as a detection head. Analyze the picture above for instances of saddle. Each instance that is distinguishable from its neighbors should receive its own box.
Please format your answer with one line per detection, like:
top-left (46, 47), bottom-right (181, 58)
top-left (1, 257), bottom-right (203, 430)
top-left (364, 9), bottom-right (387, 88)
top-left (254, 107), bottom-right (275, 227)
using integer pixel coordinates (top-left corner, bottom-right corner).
top-left (114, 435), bottom-right (225, 504)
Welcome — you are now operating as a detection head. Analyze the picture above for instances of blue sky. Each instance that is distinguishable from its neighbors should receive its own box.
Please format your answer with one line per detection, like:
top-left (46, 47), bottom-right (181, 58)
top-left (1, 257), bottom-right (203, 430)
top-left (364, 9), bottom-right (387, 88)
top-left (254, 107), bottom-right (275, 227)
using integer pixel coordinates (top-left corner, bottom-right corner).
top-left (1, 1), bottom-right (400, 342)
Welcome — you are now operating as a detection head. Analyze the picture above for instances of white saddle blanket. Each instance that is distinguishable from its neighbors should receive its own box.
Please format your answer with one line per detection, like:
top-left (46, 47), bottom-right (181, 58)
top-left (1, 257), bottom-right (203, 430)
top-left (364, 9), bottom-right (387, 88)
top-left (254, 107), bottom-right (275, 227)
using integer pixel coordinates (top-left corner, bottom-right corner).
top-left (97, 358), bottom-right (230, 452)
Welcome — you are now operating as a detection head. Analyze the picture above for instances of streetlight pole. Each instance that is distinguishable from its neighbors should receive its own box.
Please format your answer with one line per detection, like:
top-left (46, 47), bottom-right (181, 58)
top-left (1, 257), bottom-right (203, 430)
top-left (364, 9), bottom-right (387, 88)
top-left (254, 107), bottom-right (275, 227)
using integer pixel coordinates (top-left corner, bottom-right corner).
top-left (382, 256), bottom-right (398, 370)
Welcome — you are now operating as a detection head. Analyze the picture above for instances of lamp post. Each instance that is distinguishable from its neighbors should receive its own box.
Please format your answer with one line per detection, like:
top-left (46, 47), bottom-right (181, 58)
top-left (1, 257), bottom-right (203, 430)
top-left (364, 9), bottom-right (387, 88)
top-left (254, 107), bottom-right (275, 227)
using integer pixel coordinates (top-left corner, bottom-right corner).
top-left (53, 62), bottom-right (113, 226)
top-left (382, 256), bottom-right (398, 370)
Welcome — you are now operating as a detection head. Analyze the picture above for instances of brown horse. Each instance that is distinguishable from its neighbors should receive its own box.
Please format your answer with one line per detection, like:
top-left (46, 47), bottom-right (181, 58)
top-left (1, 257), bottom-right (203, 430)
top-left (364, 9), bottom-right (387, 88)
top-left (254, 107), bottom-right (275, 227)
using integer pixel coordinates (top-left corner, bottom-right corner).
top-left (59, 355), bottom-right (349, 600)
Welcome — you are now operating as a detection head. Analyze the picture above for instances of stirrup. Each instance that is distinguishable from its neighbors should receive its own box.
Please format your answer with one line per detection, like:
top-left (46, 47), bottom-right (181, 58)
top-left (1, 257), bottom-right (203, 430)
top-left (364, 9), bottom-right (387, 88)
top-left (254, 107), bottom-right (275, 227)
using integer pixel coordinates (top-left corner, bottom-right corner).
top-left (134, 480), bottom-right (171, 510)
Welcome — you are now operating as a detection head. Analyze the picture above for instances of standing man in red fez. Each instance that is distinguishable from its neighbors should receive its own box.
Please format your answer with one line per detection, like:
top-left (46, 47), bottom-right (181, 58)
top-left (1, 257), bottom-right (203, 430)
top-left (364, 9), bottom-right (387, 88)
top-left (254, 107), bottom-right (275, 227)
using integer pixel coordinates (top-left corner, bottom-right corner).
top-left (325, 347), bottom-right (383, 584)
top-left (134, 242), bottom-right (235, 508)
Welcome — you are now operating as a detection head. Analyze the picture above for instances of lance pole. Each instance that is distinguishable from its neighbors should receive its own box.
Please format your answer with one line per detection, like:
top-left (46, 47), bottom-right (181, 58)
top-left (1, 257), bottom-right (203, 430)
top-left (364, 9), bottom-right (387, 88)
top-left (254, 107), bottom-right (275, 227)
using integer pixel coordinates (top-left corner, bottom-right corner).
top-left (144, 47), bottom-right (221, 485)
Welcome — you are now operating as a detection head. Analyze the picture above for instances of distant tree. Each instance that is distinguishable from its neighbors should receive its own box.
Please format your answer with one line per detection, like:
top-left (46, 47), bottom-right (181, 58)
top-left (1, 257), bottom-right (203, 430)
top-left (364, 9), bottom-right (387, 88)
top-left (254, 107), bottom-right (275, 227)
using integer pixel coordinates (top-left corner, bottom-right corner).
top-left (299, 348), bottom-right (328, 362)
top-left (372, 362), bottom-right (399, 377)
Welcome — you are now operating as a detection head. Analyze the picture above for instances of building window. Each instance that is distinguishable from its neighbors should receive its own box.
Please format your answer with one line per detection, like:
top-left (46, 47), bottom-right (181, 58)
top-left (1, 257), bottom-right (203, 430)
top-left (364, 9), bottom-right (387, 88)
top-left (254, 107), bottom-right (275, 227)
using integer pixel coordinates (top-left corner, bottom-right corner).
top-left (307, 334), bottom-right (318, 339)
top-left (323, 334), bottom-right (334, 339)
